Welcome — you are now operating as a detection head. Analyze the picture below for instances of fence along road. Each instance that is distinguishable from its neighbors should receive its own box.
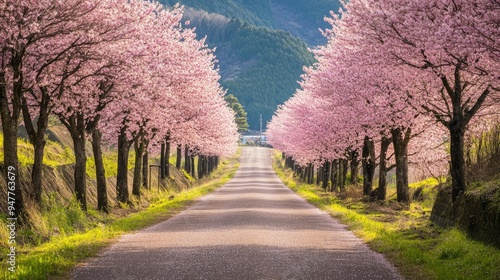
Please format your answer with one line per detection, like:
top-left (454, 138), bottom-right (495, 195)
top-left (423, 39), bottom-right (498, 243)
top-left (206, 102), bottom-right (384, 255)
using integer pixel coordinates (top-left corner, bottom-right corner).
top-left (72, 146), bottom-right (402, 280)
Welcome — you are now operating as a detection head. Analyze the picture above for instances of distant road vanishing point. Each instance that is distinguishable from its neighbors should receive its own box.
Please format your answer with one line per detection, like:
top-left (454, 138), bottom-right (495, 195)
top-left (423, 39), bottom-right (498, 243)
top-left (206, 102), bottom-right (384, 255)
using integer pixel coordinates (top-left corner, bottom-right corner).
top-left (72, 147), bottom-right (403, 280)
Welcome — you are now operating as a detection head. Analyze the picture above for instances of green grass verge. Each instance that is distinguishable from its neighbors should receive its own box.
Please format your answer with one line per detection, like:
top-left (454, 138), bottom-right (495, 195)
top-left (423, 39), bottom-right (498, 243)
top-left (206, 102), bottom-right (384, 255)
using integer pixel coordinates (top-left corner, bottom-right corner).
top-left (0, 132), bottom-right (135, 179)
top-left (0, 150), bottom-right (240, 280)
top-left (272, 151), bottom-right (500, 280)
top-left (0, 133), bottom-right (75, 167)
top-left (86, 150), bottom-right (135, 179)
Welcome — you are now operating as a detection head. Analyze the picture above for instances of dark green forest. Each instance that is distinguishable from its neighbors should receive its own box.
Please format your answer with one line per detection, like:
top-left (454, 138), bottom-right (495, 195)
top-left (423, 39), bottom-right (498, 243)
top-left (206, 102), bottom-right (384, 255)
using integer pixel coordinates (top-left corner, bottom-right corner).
top-left (161, 0), bottom-right (341, 130)
top-left (219, 21), bottom-right (315, 131)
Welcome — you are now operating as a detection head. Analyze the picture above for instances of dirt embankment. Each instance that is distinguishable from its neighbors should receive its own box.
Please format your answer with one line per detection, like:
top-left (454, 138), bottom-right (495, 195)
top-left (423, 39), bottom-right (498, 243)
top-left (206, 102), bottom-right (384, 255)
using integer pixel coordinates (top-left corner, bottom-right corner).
top-left (431, 185), bottom-right (500, 248)
top-left (0, 163), bottom-right (191, 213)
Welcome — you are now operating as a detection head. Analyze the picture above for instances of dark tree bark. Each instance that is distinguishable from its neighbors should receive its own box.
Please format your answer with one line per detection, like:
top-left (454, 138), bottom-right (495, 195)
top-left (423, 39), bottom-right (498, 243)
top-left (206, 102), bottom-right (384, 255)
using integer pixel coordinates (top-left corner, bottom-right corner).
top-left (197, 155), bottom-right (203, 179)
top-left (392, 128), bottom-right (411, 203)
top-left (322, 161), bottom-right (331, 190)
top-left (160, 142), bottom-right (166, 179)
top-left (1, 68), bottom-right (25, 217)
top-left (21, 92), bottom-right (50, 205)
top-left (202, 155), bottom-right (208, 178)
top-left (341, 159), bottom-right (348, 191)
top-left (362, 136), bottom-right (376, 196)
top-left (67, 114), bottom-right (88, 211)
top-left (116, 127), bottom-right (132, 204)
top-left (207, 156), bottom-right (212, 175)
top-left (164, 136), bottom-right (170, 178)
top-left (449, 123), bottom-right (466, 202)
top-left (132, 138), bottom-right (145, 197)
top-left (350, 149), bottom-right (360, 185)
top-left (184, 145), bottom-right (190, 173)
top-left (210, 156), bottom-right (215, 174)
top-left (204, 155), bottom-right (209, 176)
top-left (306, 163), bottom-right (312, 184)
top-left (91, 129), bottom-right (108, 212)
top-left (316, 164), bottom-right (321, 186)
top-left (330, 160), bottom-right (337, 192)
top-left (190, 154), bottom-right (195, 178)
top-left (311, 164), bottom-right (315, 185)
top-left (376, 136), bottom-right (391, 201)
top-left (142, 150), bottom-right (149, 190)
top-left (176, 144), bottom-right (182, 169)
top-left (338, 161), bottom-right (344, 192)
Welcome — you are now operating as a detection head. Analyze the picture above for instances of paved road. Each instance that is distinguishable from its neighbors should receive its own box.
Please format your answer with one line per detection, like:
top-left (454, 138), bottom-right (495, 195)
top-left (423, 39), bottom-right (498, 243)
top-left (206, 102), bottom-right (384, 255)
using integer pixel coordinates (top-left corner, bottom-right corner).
top-left (72, 147), bottom-right (402, 280)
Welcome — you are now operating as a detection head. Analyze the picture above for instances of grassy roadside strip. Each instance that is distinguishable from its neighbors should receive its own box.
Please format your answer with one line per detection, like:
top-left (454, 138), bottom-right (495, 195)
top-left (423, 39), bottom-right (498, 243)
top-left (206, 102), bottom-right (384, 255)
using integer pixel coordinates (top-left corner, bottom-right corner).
top-left (2, 150), bottom-right (240, 280)
top-left (271, 151), bottom-right (500, 280)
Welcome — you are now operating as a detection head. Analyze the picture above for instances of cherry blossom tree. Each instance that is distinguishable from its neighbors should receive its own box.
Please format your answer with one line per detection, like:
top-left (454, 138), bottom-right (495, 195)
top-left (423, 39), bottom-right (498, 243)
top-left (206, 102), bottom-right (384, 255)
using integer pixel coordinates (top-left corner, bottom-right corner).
top-left (2, 0), bottom-right (239, 213)
top-left (268, 0), bottom-right (487, 204)
top-left (1, 0), bottom-right (124, 214)
top-left (338, 0), bottom-right (500, 201)
top-left (98, 4), bottom-right (238, 204)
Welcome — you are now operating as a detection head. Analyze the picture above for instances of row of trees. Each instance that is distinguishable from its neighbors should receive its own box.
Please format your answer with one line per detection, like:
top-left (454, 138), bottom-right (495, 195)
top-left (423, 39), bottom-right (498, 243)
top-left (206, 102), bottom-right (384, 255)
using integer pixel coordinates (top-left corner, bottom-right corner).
top-left (1, 0), bottom-right (238, 216)
top-left (268, 0), bottom-right (499, 203)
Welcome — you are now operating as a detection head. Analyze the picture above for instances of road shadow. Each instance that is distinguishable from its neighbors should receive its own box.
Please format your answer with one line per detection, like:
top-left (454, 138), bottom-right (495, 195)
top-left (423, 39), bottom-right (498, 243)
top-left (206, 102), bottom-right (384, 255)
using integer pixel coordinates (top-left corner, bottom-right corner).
top-left (72, 244), bottom-right (401, 280)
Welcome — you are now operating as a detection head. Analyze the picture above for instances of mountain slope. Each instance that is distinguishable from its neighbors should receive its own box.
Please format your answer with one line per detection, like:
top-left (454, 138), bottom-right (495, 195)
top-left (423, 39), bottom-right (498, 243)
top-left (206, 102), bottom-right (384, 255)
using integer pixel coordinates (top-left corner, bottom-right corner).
top-left (160, 0), bottom-right (341, 130)
top-left (187, 16), bottom-right (314, 130)
top-left (163, 0), bottom-right (341, 45)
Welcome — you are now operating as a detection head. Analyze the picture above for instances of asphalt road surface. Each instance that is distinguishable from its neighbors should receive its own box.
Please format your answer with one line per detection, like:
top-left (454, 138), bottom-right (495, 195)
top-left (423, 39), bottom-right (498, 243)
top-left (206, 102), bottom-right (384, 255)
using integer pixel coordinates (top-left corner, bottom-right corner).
top-left (72, 147), bottom-right (402, 280)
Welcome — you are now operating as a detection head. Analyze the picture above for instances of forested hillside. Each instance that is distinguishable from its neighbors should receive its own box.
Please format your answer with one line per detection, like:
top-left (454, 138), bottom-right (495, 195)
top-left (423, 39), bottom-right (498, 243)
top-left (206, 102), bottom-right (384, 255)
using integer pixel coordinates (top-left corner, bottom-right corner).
top-left (161, 0), bottom-right (341, 130)
top-left (161, 0), bottom-right (341, 45)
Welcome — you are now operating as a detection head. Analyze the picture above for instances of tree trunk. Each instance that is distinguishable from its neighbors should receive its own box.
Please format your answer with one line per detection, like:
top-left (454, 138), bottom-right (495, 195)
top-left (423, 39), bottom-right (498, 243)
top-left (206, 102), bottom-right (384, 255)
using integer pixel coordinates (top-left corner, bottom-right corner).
top-left (190, 154), bottom-right (195, 178)
top-left (1, 119), bottom-right (24, 217)
top-left (132, 138), bottom-right (144, 197)
top-left (362, 136), bottom-right (376, 196)
top-left (116, 128), bottom-right (131, 204)
top-left (184, 145), bottom-right (190, 173)
top-left (392, 128), bottom-right (411, 203)
top-left (160, 142), bottom-right (166, 179)
top-left (341, 159), bottom-right (348, 190)
top-left (176, 144), bottom-right (182, 169)
top-left (142, 150), bottom-right (149, 189)
top-left (449, 125), bottom-right (466, 202)
top-left (330, 160), bottom-right (337, 192)
top-left (350, 149), bottom-right (360, 185)
top-left (306, 163), bottom-right (312, 184)
top-left (198, 155), bottom-right (207, 177)
top-left (208, 156), bottom-right (213, 174)
top-left (198, 155), bottom-right (203, 179)
top-left (21, 93), bottom-right (50, 205)
top-left (338, 160), bottom-right (344, 192)
top-left (1, 60), bottom-right (25, 218)
top-left (316, 164), bottom-right (321, 186)
top-left (30, 127), bottom-right (46, 203)
top-left (91, 129), bottom-right (108, 212)
top-left (204, 155), bottom-right (209, 176)
top-left (376, 136), bottom-right (391, 201)
top-left (71, 116), bottom-right (88, 211)
top-left (322, 161), bottom-right (330, 190)
top-left (165, 136), bottom-right (171, 178)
